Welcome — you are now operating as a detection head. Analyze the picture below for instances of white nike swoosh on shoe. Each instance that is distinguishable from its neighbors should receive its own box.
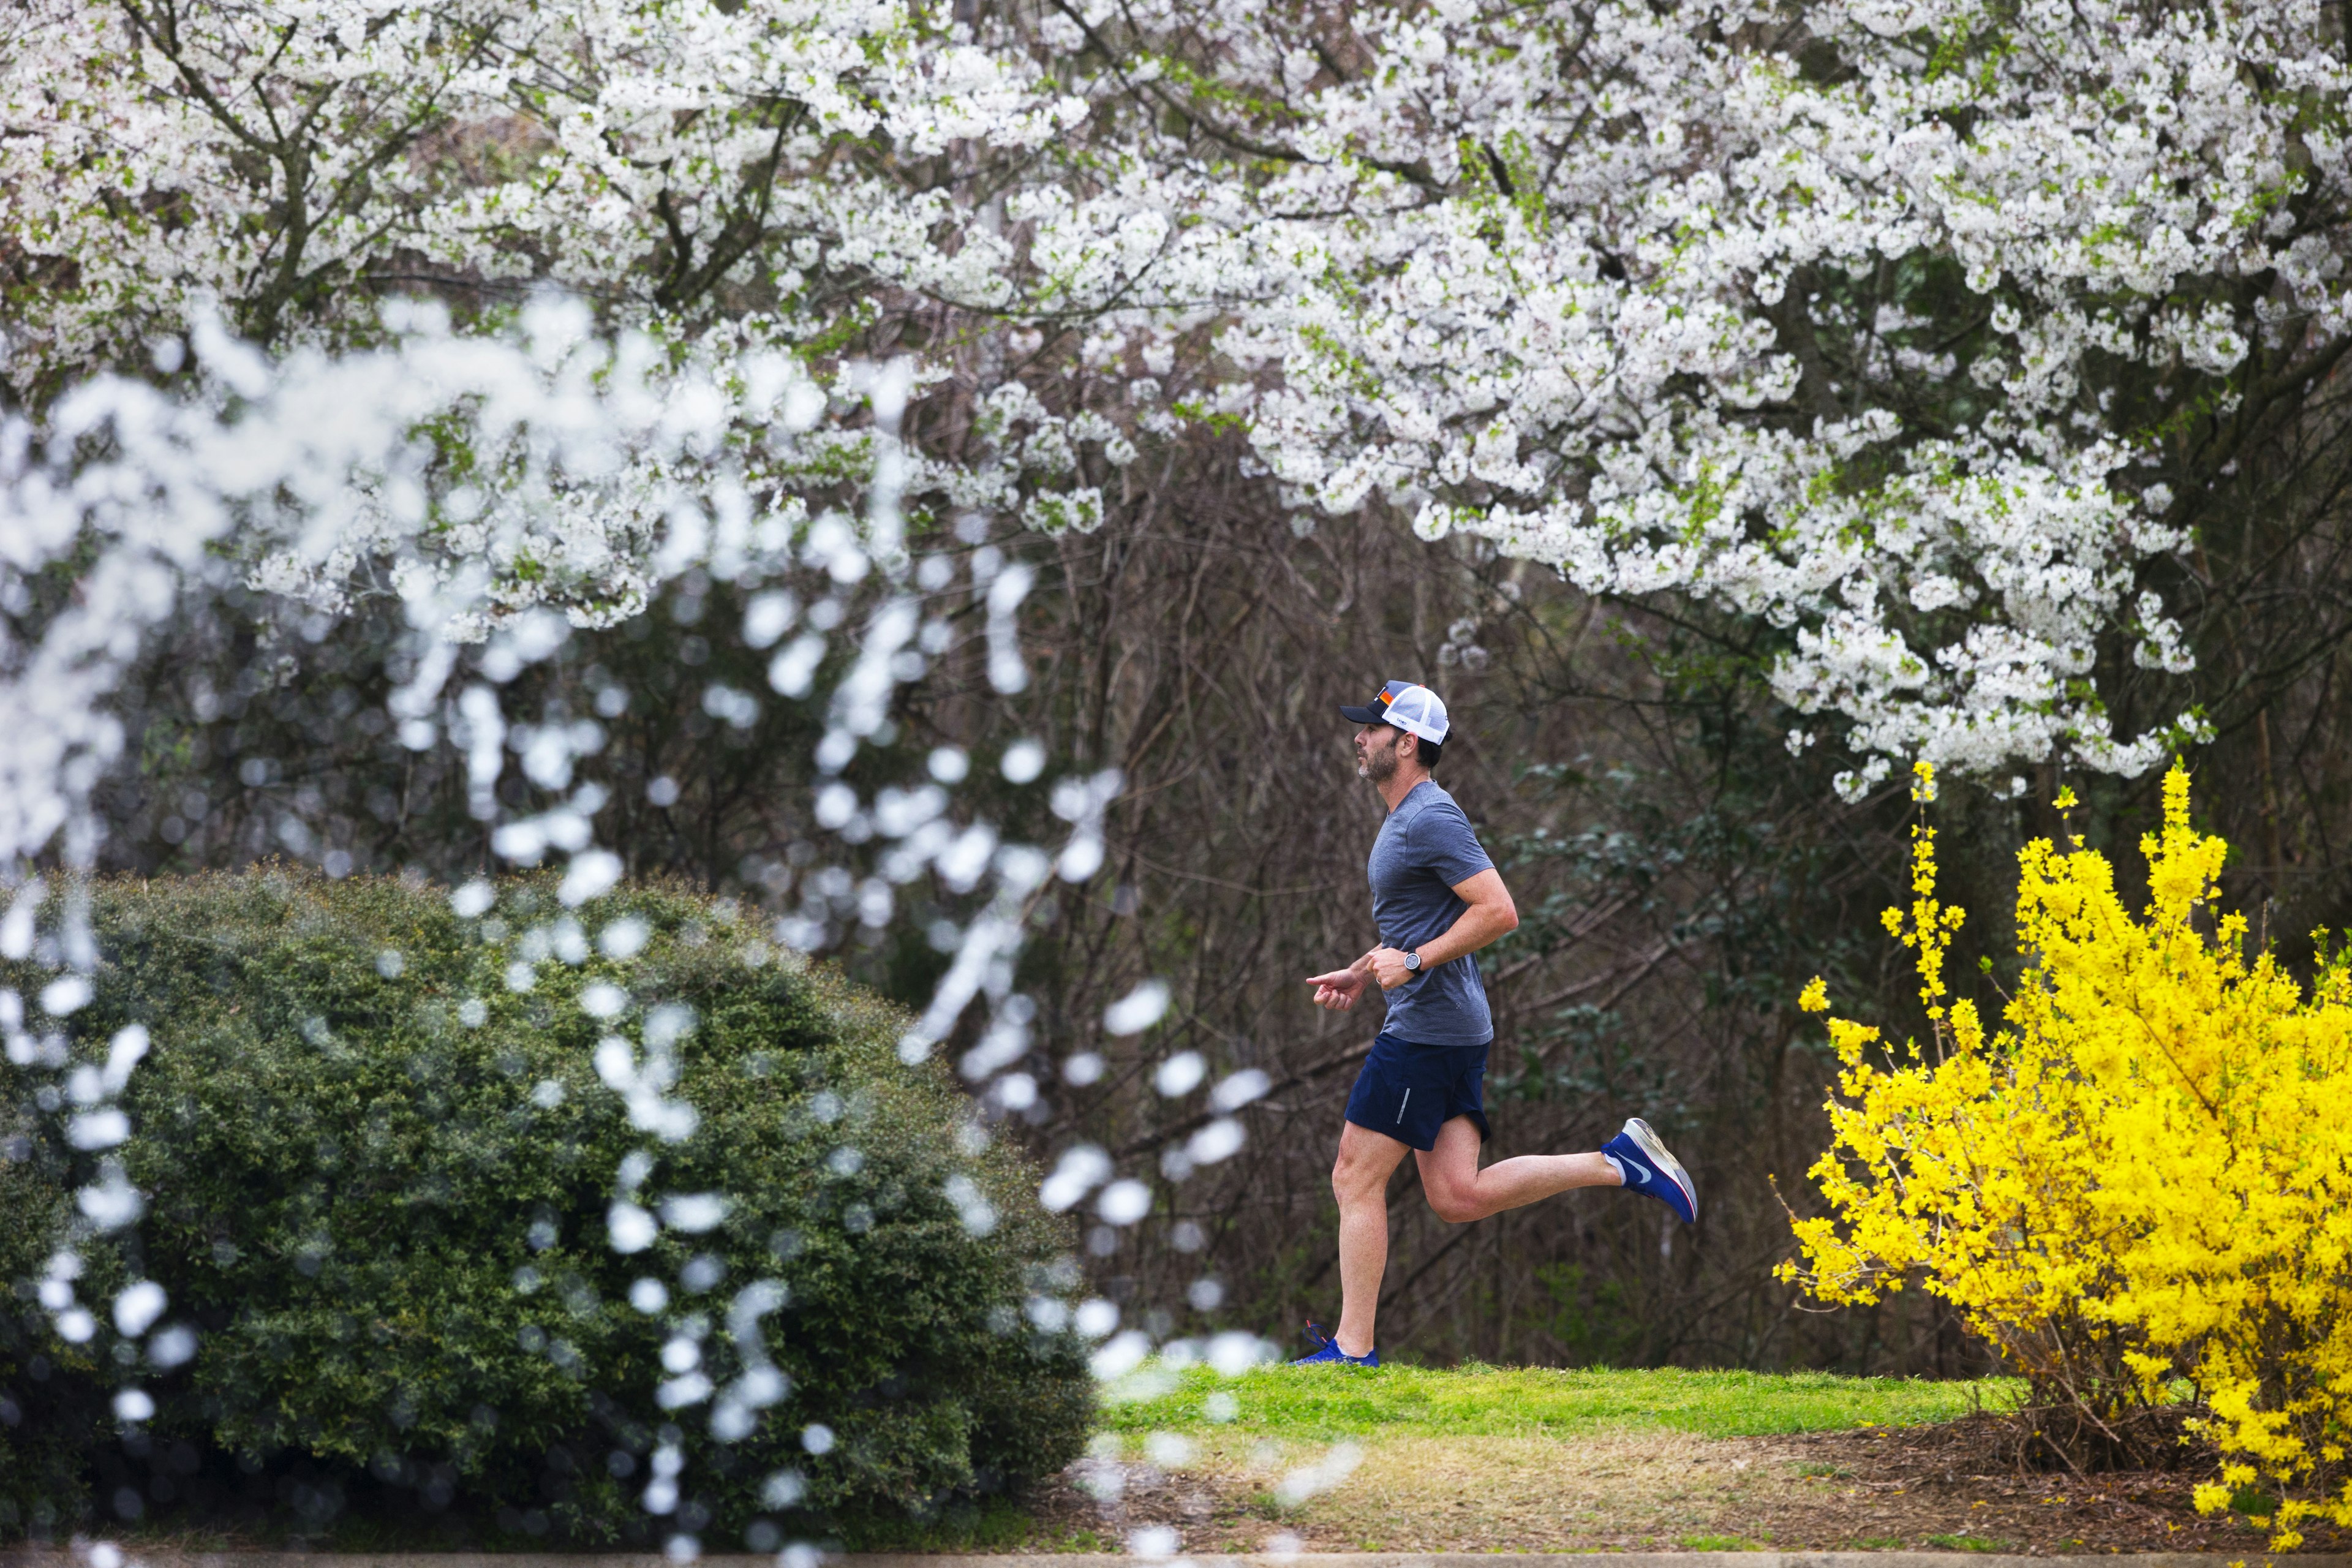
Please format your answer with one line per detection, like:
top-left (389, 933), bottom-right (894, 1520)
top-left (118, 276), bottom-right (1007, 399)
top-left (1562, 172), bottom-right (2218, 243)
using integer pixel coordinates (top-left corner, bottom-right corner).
top-left (1624, 1118), bottom-right (1696, 1216)
top-left (1627, 1165), bottom-right (1648, 1184)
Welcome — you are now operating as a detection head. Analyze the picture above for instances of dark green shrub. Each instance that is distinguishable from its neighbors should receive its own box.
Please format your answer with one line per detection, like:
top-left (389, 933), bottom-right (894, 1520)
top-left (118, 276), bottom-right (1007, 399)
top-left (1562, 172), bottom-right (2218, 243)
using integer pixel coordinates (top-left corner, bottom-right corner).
top-left (0, 869), bottom-right (1088, 1542)
top-left (0, 1101), bottom-right (97, 1539)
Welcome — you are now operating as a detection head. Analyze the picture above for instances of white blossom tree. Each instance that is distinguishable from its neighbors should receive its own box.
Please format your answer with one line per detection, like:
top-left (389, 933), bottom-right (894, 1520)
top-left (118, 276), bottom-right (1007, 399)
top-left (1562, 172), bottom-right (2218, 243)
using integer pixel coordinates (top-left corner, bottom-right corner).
top-left (17, 0), bottom-right (2346, 791)
top-left (1033, 0), bottom-right (2348, 791)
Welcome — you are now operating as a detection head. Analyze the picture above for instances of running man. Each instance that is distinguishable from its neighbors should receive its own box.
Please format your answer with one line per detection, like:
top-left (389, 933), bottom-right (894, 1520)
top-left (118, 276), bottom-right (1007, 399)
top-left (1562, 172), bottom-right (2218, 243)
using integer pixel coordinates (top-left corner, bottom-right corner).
top-left (1291, 680), bottom-right (1697, 1367)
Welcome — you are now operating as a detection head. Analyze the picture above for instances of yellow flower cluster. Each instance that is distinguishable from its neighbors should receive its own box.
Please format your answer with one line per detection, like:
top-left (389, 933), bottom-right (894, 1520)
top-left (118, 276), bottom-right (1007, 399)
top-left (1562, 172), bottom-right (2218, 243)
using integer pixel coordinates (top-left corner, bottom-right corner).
top-left (1782, 764), bottom-right (2352, 1550)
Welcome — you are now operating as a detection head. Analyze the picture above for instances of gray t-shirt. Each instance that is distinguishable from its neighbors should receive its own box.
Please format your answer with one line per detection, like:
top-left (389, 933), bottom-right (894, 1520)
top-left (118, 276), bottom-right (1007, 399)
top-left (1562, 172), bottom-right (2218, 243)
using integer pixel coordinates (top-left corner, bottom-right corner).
top-left (1366, 779), bottom-right (1496, 1047)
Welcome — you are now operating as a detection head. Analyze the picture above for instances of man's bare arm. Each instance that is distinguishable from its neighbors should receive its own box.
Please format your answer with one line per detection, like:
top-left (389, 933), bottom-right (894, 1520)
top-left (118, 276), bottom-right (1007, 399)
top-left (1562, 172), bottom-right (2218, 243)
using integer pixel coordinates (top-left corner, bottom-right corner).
top-left (1367, 868), bottom-right (1518, 989)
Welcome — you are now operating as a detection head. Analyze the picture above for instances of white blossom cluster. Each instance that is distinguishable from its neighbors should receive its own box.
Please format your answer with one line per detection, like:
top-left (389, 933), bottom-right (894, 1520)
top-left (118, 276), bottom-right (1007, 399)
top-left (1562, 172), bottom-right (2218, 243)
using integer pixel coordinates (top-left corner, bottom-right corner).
top-left (0, 300), bottom-right (1201, 1558)
top-left (1170, 0), bottom-right (2347, 785)
top-left (13, 0), bottom-right (2339, 781)
top-left (0, 0), bottom-right (1077, 366)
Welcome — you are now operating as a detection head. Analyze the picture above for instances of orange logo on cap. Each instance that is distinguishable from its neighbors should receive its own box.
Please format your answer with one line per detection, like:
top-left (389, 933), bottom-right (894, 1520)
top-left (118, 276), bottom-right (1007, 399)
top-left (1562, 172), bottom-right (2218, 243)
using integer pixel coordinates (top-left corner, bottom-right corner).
top-left (1371, 688), bottom-right (1390, 706)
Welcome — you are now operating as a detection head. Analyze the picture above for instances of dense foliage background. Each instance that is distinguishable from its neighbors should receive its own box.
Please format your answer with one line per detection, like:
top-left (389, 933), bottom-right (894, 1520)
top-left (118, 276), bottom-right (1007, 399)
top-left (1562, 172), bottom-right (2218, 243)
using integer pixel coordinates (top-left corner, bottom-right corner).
top-left (0, 872), bottom-right (1088, 1542)
top-left (70, 496), bottom-right (2125, 1377)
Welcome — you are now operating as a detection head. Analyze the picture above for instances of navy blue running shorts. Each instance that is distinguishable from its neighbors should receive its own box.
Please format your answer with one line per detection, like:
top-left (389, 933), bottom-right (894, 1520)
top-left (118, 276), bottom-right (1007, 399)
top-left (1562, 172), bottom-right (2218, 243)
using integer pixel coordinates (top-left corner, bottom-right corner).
top-left (1343, 1031), bottom-right (1491, 1152)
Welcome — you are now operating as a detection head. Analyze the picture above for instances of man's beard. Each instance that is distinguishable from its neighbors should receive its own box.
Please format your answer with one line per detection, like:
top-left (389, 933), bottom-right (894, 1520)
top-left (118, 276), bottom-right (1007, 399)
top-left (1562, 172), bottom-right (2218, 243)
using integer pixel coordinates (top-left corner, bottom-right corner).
top-left (1359, 739), bottom-right (1398, 784)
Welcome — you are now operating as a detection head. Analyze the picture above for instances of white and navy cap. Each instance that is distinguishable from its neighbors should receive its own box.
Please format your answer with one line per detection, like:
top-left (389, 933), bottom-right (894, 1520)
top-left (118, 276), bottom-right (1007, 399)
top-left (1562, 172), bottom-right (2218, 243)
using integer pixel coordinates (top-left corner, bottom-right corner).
top-left (1339, 679), bottom-right (1450, 745)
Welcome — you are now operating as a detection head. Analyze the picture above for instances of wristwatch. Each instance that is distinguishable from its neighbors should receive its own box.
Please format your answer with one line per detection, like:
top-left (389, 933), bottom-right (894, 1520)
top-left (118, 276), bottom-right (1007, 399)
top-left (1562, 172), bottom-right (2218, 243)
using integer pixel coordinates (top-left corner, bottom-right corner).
top-left (1403, 949), bottom-right (1423, 974)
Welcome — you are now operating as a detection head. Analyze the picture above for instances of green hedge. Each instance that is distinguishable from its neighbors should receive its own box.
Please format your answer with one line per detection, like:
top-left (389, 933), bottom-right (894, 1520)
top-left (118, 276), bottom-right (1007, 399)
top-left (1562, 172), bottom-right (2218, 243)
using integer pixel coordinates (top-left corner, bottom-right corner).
top-left (0, 870), bottom-right (1088, 1542)
top-left (0, 1096), bottom-right (88, 1535)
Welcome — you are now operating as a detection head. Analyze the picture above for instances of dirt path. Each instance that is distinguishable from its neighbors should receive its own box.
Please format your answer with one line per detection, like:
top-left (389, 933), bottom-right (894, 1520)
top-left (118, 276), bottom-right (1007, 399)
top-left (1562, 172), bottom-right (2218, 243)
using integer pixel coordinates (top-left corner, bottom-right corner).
top-left (1028, 1418), bottom-right (2342, 1556)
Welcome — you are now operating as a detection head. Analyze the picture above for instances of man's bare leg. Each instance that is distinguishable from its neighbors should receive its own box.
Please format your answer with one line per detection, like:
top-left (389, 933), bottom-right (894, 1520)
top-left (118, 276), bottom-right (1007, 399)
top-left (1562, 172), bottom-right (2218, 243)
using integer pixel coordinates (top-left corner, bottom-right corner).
top-left (1330, 1120), bottom-right (1412, 1357)
top-left (1415, 1115), bottom-right (1621, 1224)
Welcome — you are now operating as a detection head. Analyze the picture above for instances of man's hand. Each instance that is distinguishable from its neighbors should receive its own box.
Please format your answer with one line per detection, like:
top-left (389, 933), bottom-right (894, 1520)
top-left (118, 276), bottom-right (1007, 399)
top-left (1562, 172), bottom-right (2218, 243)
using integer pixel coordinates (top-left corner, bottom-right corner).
top-left (1366, 946), bottom-right (1420, 990)
top-left (1305, 965), bottom-right (1368, 1011)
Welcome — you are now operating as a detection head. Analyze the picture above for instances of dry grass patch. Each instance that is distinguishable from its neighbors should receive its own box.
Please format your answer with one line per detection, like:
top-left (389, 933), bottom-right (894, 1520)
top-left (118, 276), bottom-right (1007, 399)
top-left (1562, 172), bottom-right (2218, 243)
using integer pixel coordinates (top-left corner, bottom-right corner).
top-left (1012, 1419), bottom-right (2352, 1555)
top-left (989, 1366), bottom-right (2352, 1555)
top-left (1220, 1430), bottom-right (1811, 1552)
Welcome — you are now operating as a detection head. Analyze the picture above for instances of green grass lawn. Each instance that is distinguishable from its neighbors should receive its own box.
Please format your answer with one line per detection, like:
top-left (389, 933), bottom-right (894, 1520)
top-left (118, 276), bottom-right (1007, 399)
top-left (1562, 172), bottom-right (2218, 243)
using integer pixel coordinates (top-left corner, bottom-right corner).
top-left (1102, 1362), bottom-right (2021, 1442)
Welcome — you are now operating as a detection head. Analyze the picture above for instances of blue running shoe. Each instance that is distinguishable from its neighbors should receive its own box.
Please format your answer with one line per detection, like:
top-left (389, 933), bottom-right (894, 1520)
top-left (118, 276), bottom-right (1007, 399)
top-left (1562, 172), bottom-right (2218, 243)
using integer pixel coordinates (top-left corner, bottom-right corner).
top-left (1602, 1117), bottom-right (1698, 1225)
top-left (1287, 1321), bottom-right (1379, 1367)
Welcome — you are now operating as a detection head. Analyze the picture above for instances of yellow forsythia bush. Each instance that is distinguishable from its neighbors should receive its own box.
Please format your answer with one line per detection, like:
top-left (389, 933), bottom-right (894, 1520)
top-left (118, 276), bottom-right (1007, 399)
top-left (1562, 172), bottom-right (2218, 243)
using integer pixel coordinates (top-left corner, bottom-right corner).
top-left (1783, 763), bottom-right (2352, 1548)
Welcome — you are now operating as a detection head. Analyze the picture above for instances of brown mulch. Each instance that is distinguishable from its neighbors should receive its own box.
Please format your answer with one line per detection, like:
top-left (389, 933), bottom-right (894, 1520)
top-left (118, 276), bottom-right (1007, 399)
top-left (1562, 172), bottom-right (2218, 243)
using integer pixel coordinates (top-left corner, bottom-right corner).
top-left (1758, 1416), bottom-right (2350, 1555)
top-left (1005, 1417), bottom-right (2350, 1556)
